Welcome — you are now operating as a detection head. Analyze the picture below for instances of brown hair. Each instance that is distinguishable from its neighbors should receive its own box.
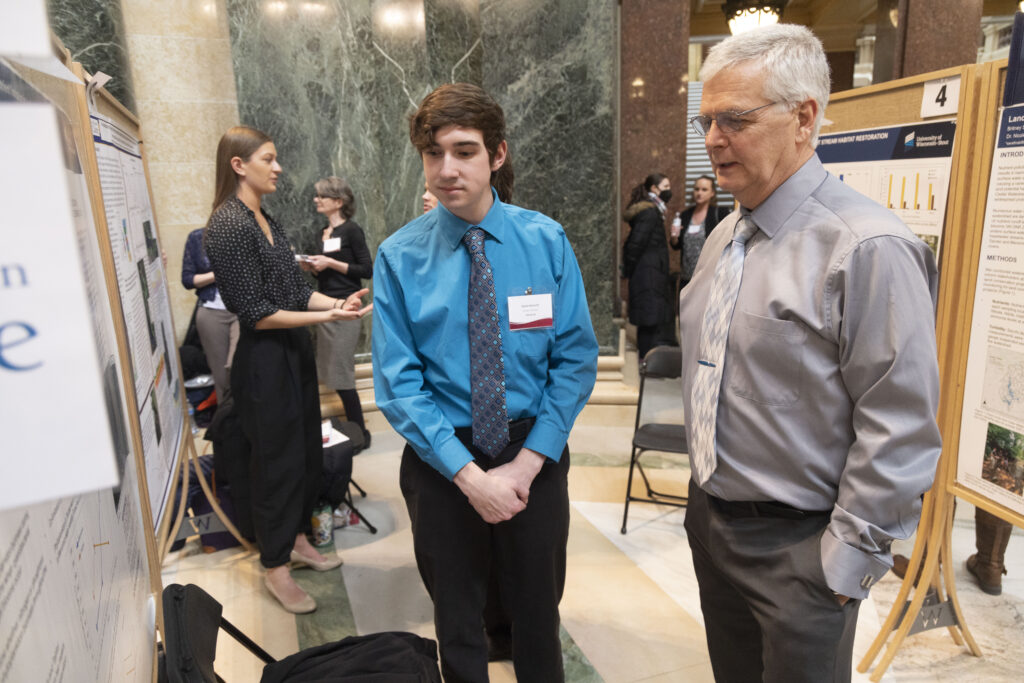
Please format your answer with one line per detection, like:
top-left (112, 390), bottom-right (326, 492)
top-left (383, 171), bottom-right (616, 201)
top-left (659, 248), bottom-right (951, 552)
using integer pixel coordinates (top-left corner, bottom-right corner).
top-left (693, 174), bottom-right (719, 209)
top-left (409, 83), bottom-right (514, 203)
top-left (627, 173), bottom-right (667, 208)
top-left (314, 176), bottom-right (356, 220)
top-left (210, 125), bottom-right (272, 217)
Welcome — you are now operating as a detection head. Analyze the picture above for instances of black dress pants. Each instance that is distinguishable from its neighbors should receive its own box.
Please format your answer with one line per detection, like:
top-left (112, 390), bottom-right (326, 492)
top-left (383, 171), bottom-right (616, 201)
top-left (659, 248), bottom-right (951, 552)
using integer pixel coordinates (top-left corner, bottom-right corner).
top-left (684, 481), bottom-right (860, 683)
top-left (232, 327), bottom-right (323, 569)
top-left (399, 423), bottom-right (569, 683)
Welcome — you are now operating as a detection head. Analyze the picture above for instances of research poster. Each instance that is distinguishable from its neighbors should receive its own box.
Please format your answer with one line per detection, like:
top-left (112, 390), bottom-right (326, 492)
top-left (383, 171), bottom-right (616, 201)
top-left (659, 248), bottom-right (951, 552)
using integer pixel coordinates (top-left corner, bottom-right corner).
top-left (0, 460), bottom-right (153, 682)
top-left (0, 59), bottom-right (154, 683)
top-left (956, 103), bottom-right (1024, 517)
top-left (0, 60), bottom-right (120, 509)
top-left (90, 111), bottom-right (183, 529)
top-left (817, 120), bottom-right (956, 260)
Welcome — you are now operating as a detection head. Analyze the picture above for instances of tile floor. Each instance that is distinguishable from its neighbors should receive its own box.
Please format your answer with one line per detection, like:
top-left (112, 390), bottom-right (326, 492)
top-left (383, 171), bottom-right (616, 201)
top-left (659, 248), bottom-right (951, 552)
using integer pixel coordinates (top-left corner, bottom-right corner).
top-left (162, 354), bottom-right (1024, 682)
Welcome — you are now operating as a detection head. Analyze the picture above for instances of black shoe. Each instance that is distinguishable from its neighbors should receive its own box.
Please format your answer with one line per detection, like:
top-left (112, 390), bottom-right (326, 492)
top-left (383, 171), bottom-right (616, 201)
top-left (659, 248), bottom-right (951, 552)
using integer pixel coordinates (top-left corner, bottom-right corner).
top-left (361, 429), bottom-right (371, 451)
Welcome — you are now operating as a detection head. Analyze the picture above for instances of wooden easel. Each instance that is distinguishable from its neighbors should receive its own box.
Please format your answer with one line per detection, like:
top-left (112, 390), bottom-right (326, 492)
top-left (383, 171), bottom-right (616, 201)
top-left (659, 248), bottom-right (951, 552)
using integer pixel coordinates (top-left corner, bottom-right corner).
top-left (856, 57), bottom-right (1024, 681)
top-left (161, 435), bottom-right (254, 558)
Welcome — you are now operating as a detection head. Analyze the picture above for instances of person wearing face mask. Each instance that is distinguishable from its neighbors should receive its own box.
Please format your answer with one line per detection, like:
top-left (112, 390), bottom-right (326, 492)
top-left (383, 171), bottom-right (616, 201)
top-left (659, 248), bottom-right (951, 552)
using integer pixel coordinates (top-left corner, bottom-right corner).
top-left (622, 173), bottom-right (674, 360)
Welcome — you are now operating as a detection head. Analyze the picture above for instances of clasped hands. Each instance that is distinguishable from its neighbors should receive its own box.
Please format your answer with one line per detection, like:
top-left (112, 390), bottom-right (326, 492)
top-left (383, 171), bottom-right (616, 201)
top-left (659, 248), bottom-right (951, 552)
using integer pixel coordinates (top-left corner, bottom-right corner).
top-left (453, 448), bottom-right (546, 524)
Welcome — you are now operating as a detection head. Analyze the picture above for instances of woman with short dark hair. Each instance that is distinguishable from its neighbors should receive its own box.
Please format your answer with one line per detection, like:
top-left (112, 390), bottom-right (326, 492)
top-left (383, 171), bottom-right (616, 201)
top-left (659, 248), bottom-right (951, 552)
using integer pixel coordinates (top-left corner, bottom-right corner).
top-left (305, 176), bottom-right (373, 446)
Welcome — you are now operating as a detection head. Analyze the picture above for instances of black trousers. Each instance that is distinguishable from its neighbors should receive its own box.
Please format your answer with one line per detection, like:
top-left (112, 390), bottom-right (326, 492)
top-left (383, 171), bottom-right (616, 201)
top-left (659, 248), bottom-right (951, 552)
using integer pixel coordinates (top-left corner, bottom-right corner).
top-left (232, 327), bottom-right (323, 569)
top-left (684, 481), bottom-right (860, 683)
top-left (400, 423), bottom-right (569, 683)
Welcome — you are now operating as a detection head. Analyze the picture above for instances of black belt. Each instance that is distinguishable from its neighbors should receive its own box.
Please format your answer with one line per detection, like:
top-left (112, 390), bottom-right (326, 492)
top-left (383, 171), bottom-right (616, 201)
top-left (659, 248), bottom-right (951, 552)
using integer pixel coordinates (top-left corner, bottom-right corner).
top-left (708, 494), bottom-right (830, 521)
top-left (454, 417), bottom-right (535, 444)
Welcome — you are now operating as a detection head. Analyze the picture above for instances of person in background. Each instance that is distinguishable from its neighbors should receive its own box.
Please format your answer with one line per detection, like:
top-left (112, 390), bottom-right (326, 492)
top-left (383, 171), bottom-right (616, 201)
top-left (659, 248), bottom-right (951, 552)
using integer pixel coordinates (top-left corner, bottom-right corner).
top-left (204, 126), bottom-right (371, 614)
top-left (304, 176), bottom-right (373, 448)
top-left (670, 174), bottom-right (730, 293)
top-left (373, 83), bottom-right (598, 682)
top-left (422, 181), bottom-right (438, 213)
top-left (181, 227), bottom-right (239, 404)
top-left (622, 173), bottom-right (673, 360)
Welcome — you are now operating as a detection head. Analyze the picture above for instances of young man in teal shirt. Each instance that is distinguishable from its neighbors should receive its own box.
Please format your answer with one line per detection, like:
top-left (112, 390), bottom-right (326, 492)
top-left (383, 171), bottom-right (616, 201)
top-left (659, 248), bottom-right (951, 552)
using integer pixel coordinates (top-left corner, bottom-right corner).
top-left (372, 83), bottom-right (598, 682)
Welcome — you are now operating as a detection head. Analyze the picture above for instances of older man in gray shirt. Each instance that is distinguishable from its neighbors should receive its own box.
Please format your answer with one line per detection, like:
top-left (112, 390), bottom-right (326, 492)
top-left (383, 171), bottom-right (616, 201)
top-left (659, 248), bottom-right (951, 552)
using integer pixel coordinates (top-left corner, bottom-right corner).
top-left (679, 25), bottom-right (942, 682)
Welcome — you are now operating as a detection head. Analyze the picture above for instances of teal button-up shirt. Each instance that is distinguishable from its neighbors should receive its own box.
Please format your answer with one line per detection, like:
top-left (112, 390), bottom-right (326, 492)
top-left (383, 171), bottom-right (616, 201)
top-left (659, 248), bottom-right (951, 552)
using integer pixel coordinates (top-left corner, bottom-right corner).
top-left (372, 190), bottom-right (599, 480)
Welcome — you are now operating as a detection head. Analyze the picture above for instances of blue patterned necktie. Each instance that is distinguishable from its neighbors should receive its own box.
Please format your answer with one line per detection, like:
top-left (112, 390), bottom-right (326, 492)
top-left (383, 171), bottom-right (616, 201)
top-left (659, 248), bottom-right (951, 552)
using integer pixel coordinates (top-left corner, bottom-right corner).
top-left (462, 227), bottom-right (510, 458)
top-left (690, 213), bottom-right (759, 485)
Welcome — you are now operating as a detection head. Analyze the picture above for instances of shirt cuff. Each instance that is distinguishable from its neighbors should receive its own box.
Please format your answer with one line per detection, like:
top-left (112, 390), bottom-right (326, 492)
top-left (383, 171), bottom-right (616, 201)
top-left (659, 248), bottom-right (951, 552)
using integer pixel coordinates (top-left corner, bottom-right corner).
top-left (433, 432), bottom-right (475, 481)
top-left (523, 417), bottom-right (568, 462)
top-left (820, 526), bottom-right (891, 600)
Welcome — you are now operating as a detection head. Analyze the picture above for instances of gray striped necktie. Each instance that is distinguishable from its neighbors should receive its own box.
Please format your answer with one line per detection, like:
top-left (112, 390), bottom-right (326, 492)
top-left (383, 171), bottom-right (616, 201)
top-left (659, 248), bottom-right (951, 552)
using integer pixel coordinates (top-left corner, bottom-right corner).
top-left (690, 213), bottom-right (759, 485)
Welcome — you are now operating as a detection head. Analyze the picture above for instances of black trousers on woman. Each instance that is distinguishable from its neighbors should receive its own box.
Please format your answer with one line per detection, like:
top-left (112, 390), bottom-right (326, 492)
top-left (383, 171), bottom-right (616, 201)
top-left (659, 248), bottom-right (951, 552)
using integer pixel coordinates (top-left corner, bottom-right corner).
top-left (232, 327), bottom-right (323, 569)
top-left (400, 421), bottom-right (570, 683)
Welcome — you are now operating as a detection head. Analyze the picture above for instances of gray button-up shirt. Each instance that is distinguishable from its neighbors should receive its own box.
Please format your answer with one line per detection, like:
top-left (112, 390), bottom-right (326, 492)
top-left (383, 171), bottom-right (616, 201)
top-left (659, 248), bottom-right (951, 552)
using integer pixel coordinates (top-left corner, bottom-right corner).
top-left (679, 155), bottom-right (942, 600)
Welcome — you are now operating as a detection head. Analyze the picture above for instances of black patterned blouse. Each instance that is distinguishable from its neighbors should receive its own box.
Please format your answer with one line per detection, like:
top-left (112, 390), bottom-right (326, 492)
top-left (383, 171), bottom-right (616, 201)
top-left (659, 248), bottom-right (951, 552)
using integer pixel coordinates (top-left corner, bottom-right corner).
top-left (204, 197), bottom-right (314, 329)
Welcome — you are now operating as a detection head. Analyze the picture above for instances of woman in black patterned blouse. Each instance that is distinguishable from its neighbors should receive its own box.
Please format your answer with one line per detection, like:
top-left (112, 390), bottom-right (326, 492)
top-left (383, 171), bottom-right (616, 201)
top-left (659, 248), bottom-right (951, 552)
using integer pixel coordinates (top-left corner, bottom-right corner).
top-left (204, 126), bottom-right (371, 614)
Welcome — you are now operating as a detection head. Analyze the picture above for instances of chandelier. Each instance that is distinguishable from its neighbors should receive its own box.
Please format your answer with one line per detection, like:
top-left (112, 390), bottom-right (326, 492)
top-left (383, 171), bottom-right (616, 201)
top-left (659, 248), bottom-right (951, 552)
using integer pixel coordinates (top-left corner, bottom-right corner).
top-left (722, 1), bottom-right (789, 35)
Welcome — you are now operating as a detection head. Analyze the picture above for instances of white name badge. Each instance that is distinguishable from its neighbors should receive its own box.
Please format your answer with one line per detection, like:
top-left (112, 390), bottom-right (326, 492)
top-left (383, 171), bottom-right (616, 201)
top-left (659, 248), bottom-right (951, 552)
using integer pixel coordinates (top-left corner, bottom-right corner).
top-left (323, 237), bottom-right (341, 253)
top-left (508, 293), bottom-right (553, 330)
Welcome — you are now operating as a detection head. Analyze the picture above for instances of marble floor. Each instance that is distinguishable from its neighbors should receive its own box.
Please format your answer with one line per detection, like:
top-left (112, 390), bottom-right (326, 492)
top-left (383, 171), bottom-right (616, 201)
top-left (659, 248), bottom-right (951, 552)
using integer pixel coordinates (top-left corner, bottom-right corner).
top-left (162, 355), bottom-right (1024, 682)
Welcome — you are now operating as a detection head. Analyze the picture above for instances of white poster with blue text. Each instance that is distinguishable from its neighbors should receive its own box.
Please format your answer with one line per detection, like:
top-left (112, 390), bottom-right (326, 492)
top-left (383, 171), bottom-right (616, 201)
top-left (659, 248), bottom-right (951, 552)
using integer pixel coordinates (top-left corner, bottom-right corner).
top-left (0, 102), bottom-right (119, 509)
top-left (817, 120), bottom-right (956, 260)
top-left (956, 103), bottom-right (1024, 517)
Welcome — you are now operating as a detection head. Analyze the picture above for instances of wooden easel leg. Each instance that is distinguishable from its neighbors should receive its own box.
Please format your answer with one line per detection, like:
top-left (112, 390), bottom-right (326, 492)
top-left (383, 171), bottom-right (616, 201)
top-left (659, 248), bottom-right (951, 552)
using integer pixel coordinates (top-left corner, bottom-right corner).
top-left (858, 488), bottom-right (936, 673)
top-left (186, 443), bottom-right (254, 553)
top-left (160, 440), bottom-right (193, 560)
top-left (939, 496), bottom-right (981, 655)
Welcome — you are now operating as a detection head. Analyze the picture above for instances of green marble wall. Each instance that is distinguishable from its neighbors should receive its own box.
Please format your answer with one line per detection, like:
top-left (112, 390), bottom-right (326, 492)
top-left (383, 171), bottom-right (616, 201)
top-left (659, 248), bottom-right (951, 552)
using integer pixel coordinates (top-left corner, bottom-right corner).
top-left (48, 0), bottom-right (135, 113)
top-left (224, 0), bottom-right (618, 354)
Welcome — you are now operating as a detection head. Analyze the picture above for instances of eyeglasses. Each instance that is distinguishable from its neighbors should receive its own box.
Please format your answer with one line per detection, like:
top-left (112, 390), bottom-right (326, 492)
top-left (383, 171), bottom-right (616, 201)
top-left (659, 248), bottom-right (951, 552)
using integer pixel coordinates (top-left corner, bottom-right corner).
top-left (689, 102), bottom-right (778, 137)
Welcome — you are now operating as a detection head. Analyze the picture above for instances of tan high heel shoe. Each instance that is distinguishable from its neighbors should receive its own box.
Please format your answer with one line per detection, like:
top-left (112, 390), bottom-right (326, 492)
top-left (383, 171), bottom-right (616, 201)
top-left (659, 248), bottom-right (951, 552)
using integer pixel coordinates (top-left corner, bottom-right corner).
top-left (264, 573), bottom-right (316, 613)
top-left (290, 549), bottom-right (344, 572)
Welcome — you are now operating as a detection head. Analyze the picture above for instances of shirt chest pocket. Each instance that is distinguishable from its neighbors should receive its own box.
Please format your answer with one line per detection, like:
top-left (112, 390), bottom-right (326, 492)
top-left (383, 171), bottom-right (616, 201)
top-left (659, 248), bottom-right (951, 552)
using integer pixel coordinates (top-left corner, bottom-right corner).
top-left (726, 312), bottom-right (806, 407)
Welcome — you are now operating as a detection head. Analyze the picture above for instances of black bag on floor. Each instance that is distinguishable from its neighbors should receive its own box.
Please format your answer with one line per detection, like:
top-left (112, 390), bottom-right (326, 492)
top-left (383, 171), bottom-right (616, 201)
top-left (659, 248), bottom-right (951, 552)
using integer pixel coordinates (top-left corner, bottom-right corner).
top-left (161, 584), bottom-right (441, 683)
top-left (260, 632), bottom-right (441, 683)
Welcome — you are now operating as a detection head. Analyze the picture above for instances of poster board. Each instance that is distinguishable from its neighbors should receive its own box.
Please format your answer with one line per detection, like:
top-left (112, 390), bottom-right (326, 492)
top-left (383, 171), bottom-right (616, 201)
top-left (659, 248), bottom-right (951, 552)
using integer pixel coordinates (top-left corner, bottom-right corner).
top-left (945, 60), bottom-right (1024, 529)
top-left (0, 53), bottom-right (158, 682)
top-left (79, 65), bottom-right (186, 534)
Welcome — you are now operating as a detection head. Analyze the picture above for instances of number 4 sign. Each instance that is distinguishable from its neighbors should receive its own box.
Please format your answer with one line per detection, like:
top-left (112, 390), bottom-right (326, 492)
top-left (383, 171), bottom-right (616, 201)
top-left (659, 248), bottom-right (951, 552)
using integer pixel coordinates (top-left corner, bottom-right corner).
top-left (921, 76), bottom-right (960, 118)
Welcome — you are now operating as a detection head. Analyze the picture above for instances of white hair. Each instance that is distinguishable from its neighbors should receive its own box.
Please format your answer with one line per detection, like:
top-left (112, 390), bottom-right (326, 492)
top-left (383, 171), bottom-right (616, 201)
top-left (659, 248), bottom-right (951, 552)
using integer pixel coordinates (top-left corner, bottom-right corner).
top-left (700, 24), bottom-right (831, 145)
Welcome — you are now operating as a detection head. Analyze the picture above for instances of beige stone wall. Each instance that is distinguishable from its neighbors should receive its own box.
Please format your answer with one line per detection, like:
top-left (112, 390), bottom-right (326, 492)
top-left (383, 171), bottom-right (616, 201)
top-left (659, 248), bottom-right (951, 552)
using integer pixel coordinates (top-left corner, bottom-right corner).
top-left (120, 0), bottom-right (239, 342)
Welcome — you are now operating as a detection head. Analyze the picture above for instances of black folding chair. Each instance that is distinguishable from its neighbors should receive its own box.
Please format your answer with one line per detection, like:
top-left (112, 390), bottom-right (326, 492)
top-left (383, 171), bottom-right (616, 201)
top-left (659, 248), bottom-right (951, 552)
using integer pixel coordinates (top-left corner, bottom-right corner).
top-left (621, 346), bottom-right (689, 534)
top-left (160, 583), bottom-right (440, 682)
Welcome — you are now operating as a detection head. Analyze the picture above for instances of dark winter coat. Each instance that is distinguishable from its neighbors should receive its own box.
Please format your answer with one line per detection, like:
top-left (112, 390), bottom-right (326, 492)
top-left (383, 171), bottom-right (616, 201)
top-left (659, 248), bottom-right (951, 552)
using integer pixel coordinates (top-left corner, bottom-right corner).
top-left (622, 200), bottom-right (672, 327)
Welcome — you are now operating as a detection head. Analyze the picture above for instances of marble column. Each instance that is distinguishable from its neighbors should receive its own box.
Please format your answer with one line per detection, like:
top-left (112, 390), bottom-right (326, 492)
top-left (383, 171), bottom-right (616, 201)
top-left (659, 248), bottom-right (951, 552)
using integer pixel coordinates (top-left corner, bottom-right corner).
top-left (619, 0), bottom-right (689, 317)
top-left (120, 0), bottom-right (241, 341)
top-left (896, 0), bottom-right (984, 78)
top-left (48, 0), bottom-right (135, 112)
top-left (224, 0), bottom-right (619, 354)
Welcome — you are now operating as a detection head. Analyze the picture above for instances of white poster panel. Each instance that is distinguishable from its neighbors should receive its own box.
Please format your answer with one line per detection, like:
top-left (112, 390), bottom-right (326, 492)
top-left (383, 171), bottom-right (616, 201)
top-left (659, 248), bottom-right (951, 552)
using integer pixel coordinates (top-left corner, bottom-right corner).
top-left (89, 111), bottom-right (183, 529)
top-left (0, 460), bottom-right (153, 682)
top-left (956, 103), bottom-right (1024, 516)
top-left (0, 102), bottom-right (119, 509)
top-left (817, 120), bottom-right (956, 261)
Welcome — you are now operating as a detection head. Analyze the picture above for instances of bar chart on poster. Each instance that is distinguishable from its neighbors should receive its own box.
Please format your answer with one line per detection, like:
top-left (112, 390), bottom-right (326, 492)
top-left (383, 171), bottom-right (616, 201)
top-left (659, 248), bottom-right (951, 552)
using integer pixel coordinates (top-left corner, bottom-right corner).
top-left (817, 120), bottom-right (956, 259)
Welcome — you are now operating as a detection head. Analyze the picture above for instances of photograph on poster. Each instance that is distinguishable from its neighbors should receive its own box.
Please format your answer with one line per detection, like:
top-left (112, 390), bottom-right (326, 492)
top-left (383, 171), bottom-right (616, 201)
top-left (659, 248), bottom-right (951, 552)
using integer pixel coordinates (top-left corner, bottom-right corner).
top-left (984, 423), bottom-right (1024, 496)
top-left (957, 102), bottom-right (1024, 516)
